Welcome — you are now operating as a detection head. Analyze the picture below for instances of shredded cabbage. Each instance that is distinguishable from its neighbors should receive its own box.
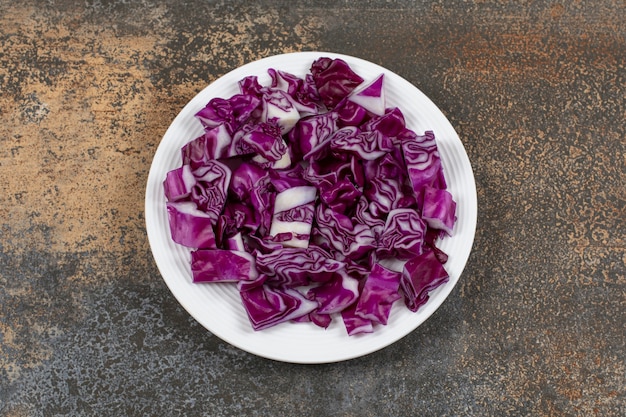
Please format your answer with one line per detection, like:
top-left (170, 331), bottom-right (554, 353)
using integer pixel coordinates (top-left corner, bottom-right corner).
top-left (163, 57), bottom-right (457, 334)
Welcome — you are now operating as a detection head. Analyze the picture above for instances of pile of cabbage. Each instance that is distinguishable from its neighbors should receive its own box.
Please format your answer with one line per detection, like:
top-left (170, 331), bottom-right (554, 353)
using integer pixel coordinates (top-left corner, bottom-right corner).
top-left (163, 57), bottom-right (456, 335)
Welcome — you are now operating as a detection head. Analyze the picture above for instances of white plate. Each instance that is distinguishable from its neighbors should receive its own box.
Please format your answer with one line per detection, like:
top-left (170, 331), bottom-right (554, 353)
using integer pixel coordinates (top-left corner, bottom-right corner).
top-left (145, 52), bottom-right (477, 364)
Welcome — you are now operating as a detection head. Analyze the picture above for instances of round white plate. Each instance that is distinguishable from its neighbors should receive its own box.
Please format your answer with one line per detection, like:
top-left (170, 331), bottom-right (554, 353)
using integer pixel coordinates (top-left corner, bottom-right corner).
top-left (145, 52), bottom-right (477, 364)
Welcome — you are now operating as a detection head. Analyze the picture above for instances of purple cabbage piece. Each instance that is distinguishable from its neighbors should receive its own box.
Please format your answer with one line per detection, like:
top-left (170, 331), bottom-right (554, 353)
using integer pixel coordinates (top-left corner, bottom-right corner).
top-left (222, 202), bottom-right (259, 232)
top-left (294, 310), bottom-right (333, 329)
top-left (402, 130), bottom-right (447, 199)
top-left (268, 69), bottom-right (323, 115)
top-left (237, 74), bottom-right (303, 134)
top-left (291, 309), bottom-right (331, 328)
top-left (229, 162), bottom-right (276, 236)
top-left (189, 160), bottom-right (232, 223)
top-left (181, 124), bottom-right (233, 168)
top-left (288, 112), bottom-right (338, 161)
top-left (424, 228), bottom-right (449, 264)
top-left (310, 57), bottom-right (364, 109)
top-left (238, 283), bottom-right (319, 331)
top-left (270, 200), bottom-right (316, 248)
top-left (265, 232), bottom-right (311, 248)
top-left (334, 100), bottom-right (369, 127)
top-left (316, 126), bottom-right (356, 160)
top-left (165, 57), bottom-right (458, 335)
top-left (191, 249), bottom-right (258, 282)
top-left (330, 128), bottom-right (394, 161)
top-left (315, 203), bottom-right (376, 259)
top-left (347, 73), bottom-right (386, 116)
top-left (238, 75), bottom-right (264, 97)
top-left (342, 256), bottom-right (372, 280)
top-left (350, 156), bottom-right (366, 188)
top-left (164, 159), bottom-right (232, 225)
top-left (260, 89), bottom-right (301, 134)
top-left (269, 164), bottom-right (310, 192)
top-left (233, 121), bottom-right (287, 162)
top-left (363, 147), bottom-right (416, 217)
top-left (237, 171), bottom-right (274, 236)
top-left (272, 185), bottom-right (317, 213)
top-left (421, 186), bottom-right (457, 236)
top-left (166, 201), bottom-right (217, 249)
top-left (303, 158), bottom-right (352, 190)
top-left (394, 126), bottom-right (419, 145)
top-left (268, 185), bottom-right (317, 248)
top-left (225, 232), bottom-right (246, 252)
top-left (354, 195), bottom-right (385, 239)
top-left (163, 164), bottom-right (195, 202)
top-left (273, 202), bottom-right (315, 223)
top-left (244, 234), bottom-right (284, 254)
top-left (229, 162), bottom-right (267, 202)
top-left (341, 303), bottom-right (373, 336)
top-left (377, 208), bottom-right (426, 260)
top-left (195, 94), bottom-right (261, 135)
top-left (400, 250), bottom-right (449, 312)
top-left (250, 151), bottom-right (292, 171)
top-left (215, 214), bottom-right (237, 248)
top-left (256, 246), bottom-right (345, 286)
top-left (319, 178), bottom-right (362, 213)
top-left (301, 124), bottom-right (346, 162)
top-left (307, 270), bottom-right (360, 315)
top-left (363, 145), bottom-right (406, 181)
top-left (355, 263), bottom-right (402, 325)
top-left (362, 107), bottom-right (407, 139)
top-left (363, 167), bottom-right (405, 217)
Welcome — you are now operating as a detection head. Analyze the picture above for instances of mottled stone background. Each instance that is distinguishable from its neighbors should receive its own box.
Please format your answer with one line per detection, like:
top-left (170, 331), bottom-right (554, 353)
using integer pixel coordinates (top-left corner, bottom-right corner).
top-left (1, 1), bottom-right (624, 416)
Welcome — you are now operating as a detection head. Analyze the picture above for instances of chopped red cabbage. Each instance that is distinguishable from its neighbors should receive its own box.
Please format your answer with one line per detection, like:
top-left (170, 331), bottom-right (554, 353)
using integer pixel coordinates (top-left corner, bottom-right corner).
top-left (272, 185), bottom-right (317, 213)
top-left (287, 112), bottom-right (338, 161)
top-left (330, 128), bottom-right (394, 161)
top-left (355, 263), bottom-right (402, 325)
top-left (163, 57), bottom-right (457, 334)
top-left (233, 121), bottom-right (287, 162)
top-left (259, 89), bottom-right (301, 134)
top-left (270, 200), bottom-right (315, 249)
top-left (377, 208), bottom-right (427, 260)
top-left (307, 270), bottom-right (360, 315)
top-left (421, 186), bottom-right (457, 236)
top-left (189, 160), bottom-right (231, 223)
top-left (341, 303), bottom-right (374, 336)
top-left (402, 130), bottom-right (447, 199)
top-left (225, 232), bottom-right (246, 252)
top-left (256, 246), bottom-right (345, 286)
top-left (310, 57), bottom-right (364, 108)
top-left (181, 125), bottom-right (234, 167)
top-left (163, 164), bottom-right (195, 202)
top-left (268, 68), bottom-right (323, 116)
top-left (319, 178), bottom-right (362, 213)
top-left (315, 203), bottom-right (377, 259)
top-left (347, 73), bottom-right (386, 116)
top-left (400, 250), bottom-right (450, 312)
top-left (362, 107), bottom-right (408, 139)
top-left (229, 162), bottom-right (266, 201)
top-left (363, 147), bottom-right (416, 217)
top-left (166, 201), bottom-right (217, 249)
top-left (334, 99), bottom-right (369, 126)
top-left (238, 282), bottom-right (319, 331)
top-left (191, 249), bottom-right (258, 283)
top-left (195, 94), bottom-right (261, 135)
top-left (268, 164), bottom-right (310, 192)
top-left (354, 195), bottom-right (385, 239)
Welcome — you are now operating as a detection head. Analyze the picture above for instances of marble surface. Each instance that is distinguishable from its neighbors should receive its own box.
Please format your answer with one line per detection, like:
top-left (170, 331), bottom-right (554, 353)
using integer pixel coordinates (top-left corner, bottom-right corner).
top-left (1, 1), bottom-right (624, 415)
